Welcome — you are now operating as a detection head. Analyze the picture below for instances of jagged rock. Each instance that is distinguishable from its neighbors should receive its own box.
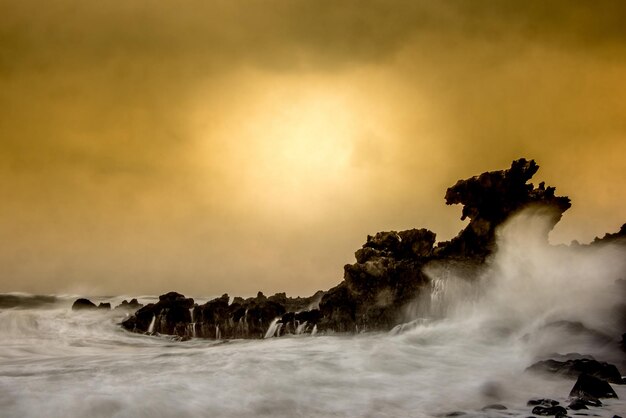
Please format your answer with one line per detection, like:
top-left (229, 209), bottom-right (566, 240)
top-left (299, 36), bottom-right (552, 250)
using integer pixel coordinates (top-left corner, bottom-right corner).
top-left (97, 303), bottom-right (111, 310)
top-left (317, 158), bottom-right (572, 333)
top-left (118, 158), bottom-right (595, 338)
top-left (71, 298), bottom-right (97, 310)
top-left (592, 223), bottom-right (626, 245)
top-left (440, 158), bottom-right (571, 259)
top-left (122, 290), bottom-right (323, 339)
top-left (569, 374), bottom-right (618, 399)
top-left (567, 396), bottom-right (602, 410)
top-left (115, 298), bottom-right (143, 310)
top-left (527, 358), bottom-right (622, 384)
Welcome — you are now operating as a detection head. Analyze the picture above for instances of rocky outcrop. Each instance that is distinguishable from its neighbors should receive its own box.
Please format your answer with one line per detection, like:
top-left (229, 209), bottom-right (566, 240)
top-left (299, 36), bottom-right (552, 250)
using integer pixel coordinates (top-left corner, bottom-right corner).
top-left (318, 158), bottom-right (571, 332)
top-left (439, 158), bottom-right (570, 259)
top-left (121, 291), bottom-right (323, 339)
top-left (121, 292), bottom-right (194, 336)
top-left (120, 158), bottom-right (609, 339)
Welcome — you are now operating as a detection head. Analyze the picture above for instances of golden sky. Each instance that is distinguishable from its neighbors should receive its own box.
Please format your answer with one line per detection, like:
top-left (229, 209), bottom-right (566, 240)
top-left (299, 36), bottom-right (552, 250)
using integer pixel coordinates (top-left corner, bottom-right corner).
top-left (1, 0), bottom-right (625, 296)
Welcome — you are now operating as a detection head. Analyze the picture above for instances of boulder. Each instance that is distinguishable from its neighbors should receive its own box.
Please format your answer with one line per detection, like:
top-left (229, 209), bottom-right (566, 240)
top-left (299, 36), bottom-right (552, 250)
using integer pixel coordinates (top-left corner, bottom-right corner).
top-left (71, 298), bottom-right (97, 310)
top-left (569, 374), bottom-right (618, 400)
top-left (97, 303), bottom-right (111, 310)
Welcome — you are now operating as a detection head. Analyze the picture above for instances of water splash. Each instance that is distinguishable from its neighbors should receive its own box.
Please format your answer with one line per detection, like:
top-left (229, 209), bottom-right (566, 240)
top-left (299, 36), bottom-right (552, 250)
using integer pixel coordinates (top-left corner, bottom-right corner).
top-left (147, 315), bottom-right (156, 334)
top-left (295, 321), bottom-right (307, 335)
top-left (264, 318), bottom-right (281, 339)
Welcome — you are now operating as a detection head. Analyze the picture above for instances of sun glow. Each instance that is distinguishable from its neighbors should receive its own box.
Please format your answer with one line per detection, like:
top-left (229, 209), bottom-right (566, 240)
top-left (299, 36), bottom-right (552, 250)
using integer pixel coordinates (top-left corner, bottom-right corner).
top-left (198, 83), bottom-right (359, 216)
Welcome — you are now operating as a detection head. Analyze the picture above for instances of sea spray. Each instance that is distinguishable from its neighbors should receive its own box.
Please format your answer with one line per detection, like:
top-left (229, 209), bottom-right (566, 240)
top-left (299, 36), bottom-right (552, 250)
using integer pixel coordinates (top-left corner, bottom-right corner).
top-left (264, 317), bottom-right (280, 338)
top-left (147, 315), bottom-right (156, 334)
top-left (1, 211), bottom-right (624, 417)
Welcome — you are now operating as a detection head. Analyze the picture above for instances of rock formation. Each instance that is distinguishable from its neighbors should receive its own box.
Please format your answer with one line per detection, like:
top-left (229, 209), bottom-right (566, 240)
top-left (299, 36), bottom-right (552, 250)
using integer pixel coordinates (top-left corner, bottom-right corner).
top-left (118, 158), bottom-right (622, 340)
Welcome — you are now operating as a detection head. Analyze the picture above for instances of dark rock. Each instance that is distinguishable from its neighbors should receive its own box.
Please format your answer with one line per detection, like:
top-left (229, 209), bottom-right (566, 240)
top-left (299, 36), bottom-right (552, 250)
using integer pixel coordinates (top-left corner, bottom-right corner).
top-left (527, 358), bottom-right (622, 384)
top-left (122, 289), bottom-right (325, 339)
top-left (121, 292), bottom-right (194, 336)
top-left (441, 158), bottom-right (570, 259)
top-left (569, 374), bottom-right (618, 399)
top-left (532, 405), bottom-right (568, 416)
top-left (592, 223), bottom-right (626, 246)
top-left (115, 298), bottom-right (144, 310)
top-left (318, 158), bottom-right (571, 333)
top-left (528, 399), bottom-right (560, 407)
top-left (97, 302), bottom-right (111, 310)
top-left (71, 298), bottom-right (97, 310)
top-left (567, 398), bottom-right (588, 410)
top-left (482, 404), bottom-right (507, 410)
top-left (117, 159), bottom-right (592, 338)
top-left (567, 396), bottom-right (602, 410)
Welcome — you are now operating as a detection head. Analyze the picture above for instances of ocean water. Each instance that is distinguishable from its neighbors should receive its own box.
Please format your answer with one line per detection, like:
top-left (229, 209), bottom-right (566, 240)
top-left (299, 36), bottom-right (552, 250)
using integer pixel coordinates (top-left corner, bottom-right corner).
top-left (1, 212), bottom-right (625, 418)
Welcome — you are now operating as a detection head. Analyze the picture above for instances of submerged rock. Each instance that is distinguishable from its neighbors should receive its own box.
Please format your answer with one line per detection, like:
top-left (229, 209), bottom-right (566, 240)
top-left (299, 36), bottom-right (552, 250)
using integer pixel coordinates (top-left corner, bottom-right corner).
top-left (531, 405), bottom-right (568, 416)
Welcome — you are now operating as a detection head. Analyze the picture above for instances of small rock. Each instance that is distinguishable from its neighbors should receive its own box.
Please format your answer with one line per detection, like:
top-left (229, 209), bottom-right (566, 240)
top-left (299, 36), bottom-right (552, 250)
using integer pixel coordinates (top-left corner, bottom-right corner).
top-left (532, 405), bottom-right (568, 416)
top-left (482, 404), bottom-right (507, 410)
top-left (98, 302), bottom-right (111, 310)
top-left (71, 298), bottom-right (97, 310)
top-left (567, 398), bottom-right (588, 410)
top-left (528, 399), bottom-right (560, 407)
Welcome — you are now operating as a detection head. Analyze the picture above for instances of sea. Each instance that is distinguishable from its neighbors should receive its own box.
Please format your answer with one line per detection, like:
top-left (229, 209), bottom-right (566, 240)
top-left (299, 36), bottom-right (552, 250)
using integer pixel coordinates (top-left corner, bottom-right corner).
top-left (1, 213), bottom-right (625, 418)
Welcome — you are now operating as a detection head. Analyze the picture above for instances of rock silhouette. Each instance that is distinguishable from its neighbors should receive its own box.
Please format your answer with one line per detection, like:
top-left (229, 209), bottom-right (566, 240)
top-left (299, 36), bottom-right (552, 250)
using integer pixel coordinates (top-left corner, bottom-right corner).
top-left (118, 158), bottom-right (622, 339)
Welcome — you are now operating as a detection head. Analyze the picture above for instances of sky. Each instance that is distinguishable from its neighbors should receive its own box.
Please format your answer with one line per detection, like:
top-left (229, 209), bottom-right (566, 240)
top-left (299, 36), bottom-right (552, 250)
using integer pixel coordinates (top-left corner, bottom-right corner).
top-left (1, 0), bottom-right (625, 296)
